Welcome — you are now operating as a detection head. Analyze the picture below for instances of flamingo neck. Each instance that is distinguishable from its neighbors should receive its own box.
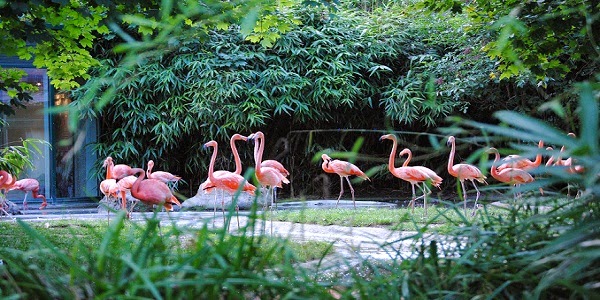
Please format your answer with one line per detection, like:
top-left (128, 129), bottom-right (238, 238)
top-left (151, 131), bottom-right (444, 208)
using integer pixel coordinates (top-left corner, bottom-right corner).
top-left (254, 135), bottom-right (264, 173)
top-left (0, 171), bottom-right (8, 186)
top-left (386, 138), bottom-right (398, 173)
top-left (231, 137), bottom-right (242, 175)
top-left (490, 150), bottom-right (500, 178)
top-left (131, 168), bottom-right (145, 194)
top-left (447, 140), bottom-right (458, 177)
top-left (208, 144), bottom-right (218, 182)
top-left (146, 162), bottom-right (153, 177)
top-left (402, 150), bottom-right (412, 167)
top-left (532, 140), bottom-right (544, 167)
top-left (106, 161), bottom-right (113, 179)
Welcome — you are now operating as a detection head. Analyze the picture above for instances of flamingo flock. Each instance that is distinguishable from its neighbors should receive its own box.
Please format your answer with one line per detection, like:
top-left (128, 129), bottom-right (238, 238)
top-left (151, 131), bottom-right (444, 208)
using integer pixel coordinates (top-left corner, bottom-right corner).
top-left (0, 131), bottom-right (578, 218)
top-left (95, 131), bottom-right (581, 220)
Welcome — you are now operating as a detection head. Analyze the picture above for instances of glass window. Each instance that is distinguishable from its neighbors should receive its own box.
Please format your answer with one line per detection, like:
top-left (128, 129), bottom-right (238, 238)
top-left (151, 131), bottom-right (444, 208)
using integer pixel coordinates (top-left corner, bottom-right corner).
top-left (53, 93), bottom-right (98, 199)
top-left (1, 68), bottom-right (51, 203)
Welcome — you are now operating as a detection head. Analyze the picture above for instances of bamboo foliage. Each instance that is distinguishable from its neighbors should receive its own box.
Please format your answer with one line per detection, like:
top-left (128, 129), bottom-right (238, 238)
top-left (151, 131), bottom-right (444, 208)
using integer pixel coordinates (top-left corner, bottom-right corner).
top-left (74, 5), bottom-right (496, 189)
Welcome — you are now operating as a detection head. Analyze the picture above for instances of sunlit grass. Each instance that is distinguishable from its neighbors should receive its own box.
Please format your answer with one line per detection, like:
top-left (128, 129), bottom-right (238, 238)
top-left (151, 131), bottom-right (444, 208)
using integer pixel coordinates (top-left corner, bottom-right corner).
top-left (269, 204), bottom-right (518, 234)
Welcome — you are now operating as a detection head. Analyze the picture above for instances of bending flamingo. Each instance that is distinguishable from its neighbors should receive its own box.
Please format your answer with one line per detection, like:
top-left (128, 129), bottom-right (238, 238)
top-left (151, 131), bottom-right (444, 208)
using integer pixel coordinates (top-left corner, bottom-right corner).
top-left (380, 134), bottom-right (442, 217)
top-left (447, 136), bottom-right (487, 215)
top-left (497, 140), bottom-right (544, 171)
top-left (204, 140), bottom-right (256, 229)
top-left (248, 132), bottom-right (289, 210)
top-left (117, 175), bottom-right (138, 218)
top-left (125, 167), bottom-right (181, 212)
top-left (9, 178), bottom-right (48, 210)
top-left (321, 153), bottom-right (370, 209)
top-left (488, 147), bottom-right (534, 200)
top-left (248, 131), bottom-right (289, 209)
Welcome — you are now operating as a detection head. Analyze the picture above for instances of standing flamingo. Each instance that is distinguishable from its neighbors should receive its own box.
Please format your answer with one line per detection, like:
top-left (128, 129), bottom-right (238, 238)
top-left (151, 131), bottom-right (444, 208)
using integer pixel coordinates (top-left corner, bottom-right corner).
top-left (204, 140), bottom-right (256, 229)
top-left (248, 132), bottom-right (289, 209)
top-left (117, 175), bottom-right (138, 218)
top-left (497, 140), bottom-right (544, 171)
top-left (380, 134), bottom-right (442, 217)
top-left (446, 136), bottom-right (487, 215)
top-left (248, 131), bottom-right (289, 209)
top-left (146, 160), bottom-right (181, 185)
top-left (9, 178), bottom-right (48, 210)
top-left (0, 171), bottom-right (14, 215)
top-left (125, 167), bottom-right (182, 212)
top-left (200, 134), bottom-right (248, 221)
top-left (487, 147), bottom-right (535, 200)
top-left (104, 157), bottom-right (133, 180)
top-left (321, 153), bottom-right (370, 209)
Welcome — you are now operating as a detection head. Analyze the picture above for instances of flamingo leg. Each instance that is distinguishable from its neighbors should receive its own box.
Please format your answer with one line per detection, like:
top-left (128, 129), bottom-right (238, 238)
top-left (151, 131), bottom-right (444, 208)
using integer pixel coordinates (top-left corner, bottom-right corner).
top-left (235, 203), bottom-right (240, 229)
top-left (410, 183), bottom-right (417, 213)
top-left (460, 180), bottom-right (468, 216)
top-left (471, 180), bottom-right (481, 209)
top-left (212, 192), bottom-right (217, 226)
top-left (422, 183), bottom-right (432, 219)
top-left (335, 176), bottom-right (345, 208)
top-left (22, 192), bottom-right (28, 210)
top-left (120, 191), bottom-right (129, 219)
top-left (344, 176), bottom-right (356, 209)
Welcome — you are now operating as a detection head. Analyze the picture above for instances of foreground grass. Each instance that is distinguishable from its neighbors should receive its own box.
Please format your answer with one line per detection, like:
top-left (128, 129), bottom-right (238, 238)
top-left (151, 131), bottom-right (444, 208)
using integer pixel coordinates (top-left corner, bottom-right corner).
top-left (0, 218), bottom-right (331, 263)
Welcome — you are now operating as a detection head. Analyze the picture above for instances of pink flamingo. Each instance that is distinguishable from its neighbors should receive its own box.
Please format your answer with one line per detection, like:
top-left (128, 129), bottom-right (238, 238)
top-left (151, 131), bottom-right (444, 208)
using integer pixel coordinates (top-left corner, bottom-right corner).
top-left (126, 167), bottom-right (181, 212)
top-left (103, 157), bottom-right (133, 180)
top-left (248, 131), bottom-right (289, 208)
top-left (200, 134), bottom-right (248, 220)
top-left (248, 132), bottom-right (289, 209)
top-left (488, 147), bottom-right (534, 200)
top-left (380, 134), bottom-right (442, 217)
top-left (321, 153), bottom-right (370, 209)
top-left (0, 170), bottom-right (14, 215)
top-left (9, 178), bottom-right (48, 210)
top-left (555, 133), bottom-right (585, 174)
top-left (204, 140), bottom-right (256, 228)
top-left (447, 136), bottom-right (487, 215)
top-left (117, 175), bottom-right (137, 218)
top-left (399, 149), bottom-right (442, 217)
top-left (497, 140), bottom-right (544, 171)
top-left (146, 160), bottom-right (181, 184)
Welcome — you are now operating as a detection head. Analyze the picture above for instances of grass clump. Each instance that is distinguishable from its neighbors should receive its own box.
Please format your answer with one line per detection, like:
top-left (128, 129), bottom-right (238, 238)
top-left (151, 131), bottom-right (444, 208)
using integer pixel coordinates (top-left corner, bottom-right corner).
top-left (0, 211), bottom-right (335, 299)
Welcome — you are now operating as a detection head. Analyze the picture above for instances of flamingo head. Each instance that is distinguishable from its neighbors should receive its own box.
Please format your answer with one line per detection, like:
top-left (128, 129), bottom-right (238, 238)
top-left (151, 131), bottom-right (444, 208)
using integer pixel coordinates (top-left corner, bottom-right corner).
top-left (486, 147), bottom-right (498, 154)
top-left (203, 140), bottom-right (217, 150)
top-left (231, 133), bottom-right (248, 142)
top-left (399, 148), bottom-right (411, 157)
top-left (103, 157), bottom-right (113, 168)
top-left (379, 134), bottom-right (396, 142)
top-left (447, 136), bottom-right (455, 146)
top-left (321, 154), bottom-right (332, 162)
top-left (147, 160), bottom-right (155, 169)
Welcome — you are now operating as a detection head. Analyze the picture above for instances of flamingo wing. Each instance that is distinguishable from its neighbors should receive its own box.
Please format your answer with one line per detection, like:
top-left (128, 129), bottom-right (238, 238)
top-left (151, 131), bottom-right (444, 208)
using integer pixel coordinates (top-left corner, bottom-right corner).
top-left (261, 160), bottom-right (290, 177)
top-left (329, 160), bottom-right (369, 180)
top-left (453, 164), bottom-right (487, 183)
top-left (149, 171), bottom-right (181, 182)
top-left (496, 168), bottom-right (534, 184)
top-left (391, 167), bottom-right (429, 184)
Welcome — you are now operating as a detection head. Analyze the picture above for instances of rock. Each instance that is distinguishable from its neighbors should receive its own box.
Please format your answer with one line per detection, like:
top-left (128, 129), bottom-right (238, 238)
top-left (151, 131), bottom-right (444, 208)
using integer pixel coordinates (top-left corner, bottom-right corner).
top-left (181, 187), bottom-right (272, 210)
top-left (2, 200), bottom-right (22, 215)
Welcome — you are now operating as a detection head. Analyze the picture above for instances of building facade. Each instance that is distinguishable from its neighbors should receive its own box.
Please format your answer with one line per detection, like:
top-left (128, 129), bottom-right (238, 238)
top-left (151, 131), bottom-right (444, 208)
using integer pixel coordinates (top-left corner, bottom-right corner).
top-left (0, 56), bottom-right (98, 206)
